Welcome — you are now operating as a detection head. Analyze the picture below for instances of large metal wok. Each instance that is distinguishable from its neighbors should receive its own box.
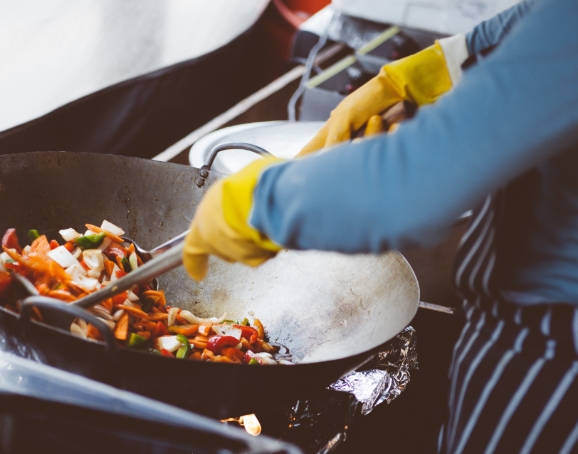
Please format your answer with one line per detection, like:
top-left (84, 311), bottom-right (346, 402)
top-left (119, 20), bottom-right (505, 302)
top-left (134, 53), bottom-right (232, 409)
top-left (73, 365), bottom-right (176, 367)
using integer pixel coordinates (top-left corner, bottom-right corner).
top-left (0, 151), bottom-right (419, 418)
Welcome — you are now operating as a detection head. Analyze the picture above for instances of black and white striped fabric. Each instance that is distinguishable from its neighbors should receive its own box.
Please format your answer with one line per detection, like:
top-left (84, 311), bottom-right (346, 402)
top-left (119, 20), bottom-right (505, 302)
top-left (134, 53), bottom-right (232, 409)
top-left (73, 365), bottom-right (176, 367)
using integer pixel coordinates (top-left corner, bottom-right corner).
top-left (438, 191), bottom-right (578, 453)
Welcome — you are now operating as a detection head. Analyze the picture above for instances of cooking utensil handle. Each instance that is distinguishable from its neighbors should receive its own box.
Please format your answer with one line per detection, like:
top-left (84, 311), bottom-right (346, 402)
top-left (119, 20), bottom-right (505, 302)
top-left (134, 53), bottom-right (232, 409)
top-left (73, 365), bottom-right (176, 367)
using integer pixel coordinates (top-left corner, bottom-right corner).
top-left (19, 296), bottom-right (118, 351)
top-left (202, 142), bottom-right (273, 170)
top-left (72, 243), bottom-right (184, 310)
top-left (149, 230), bottom-right (189, 259)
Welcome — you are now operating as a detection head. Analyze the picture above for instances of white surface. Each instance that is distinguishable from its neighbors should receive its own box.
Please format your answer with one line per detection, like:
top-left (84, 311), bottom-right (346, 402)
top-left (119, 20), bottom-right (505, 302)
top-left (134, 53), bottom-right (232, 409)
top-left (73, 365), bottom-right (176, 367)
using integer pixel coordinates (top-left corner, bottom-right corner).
top-left (189, 121), bottom-right (324, 175)
top-left (0, 0), bottom-right (268, 132)
top-left (331, 0), bottom-right (521, 35)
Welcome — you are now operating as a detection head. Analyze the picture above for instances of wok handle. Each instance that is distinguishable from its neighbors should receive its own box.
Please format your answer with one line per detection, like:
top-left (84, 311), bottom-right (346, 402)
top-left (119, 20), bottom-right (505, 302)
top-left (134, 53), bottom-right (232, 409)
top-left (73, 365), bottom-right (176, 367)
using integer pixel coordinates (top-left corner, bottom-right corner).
top-left (19, 296), bottom-right (118, 352)
top-left (196, 142), bottom-right (273, 187)
top-left (71, 243), bottom-right (184, 310)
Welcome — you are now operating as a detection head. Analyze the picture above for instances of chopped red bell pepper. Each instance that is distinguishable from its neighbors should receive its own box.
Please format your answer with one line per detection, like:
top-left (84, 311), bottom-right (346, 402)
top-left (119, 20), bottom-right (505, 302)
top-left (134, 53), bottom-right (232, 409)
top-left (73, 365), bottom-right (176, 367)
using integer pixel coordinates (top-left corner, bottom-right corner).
top-left (116, 270), bottom-right (127, 279)
top-left (111, 291), bottom-right (128, 305)
top-left (206, 335), bottom-right (240, 353)
top-left (104, 245), bottom-right (126, 260)
top-left (153, 321), bottom-right (169, 337)
top-left (161, 349), bottom-right (174, 358)
top-left (2, 229), bottom-right (22, 253)
top-left (64, 242), bottom-right (75, 252)
top-left (4, 262), bottom-right (29, 277)
top-left (49, 239), bottom-right (60, 250)
top-left (0, 272), bottom-right (12, 297)
top-left (234, 325), bottom-right (259, 344)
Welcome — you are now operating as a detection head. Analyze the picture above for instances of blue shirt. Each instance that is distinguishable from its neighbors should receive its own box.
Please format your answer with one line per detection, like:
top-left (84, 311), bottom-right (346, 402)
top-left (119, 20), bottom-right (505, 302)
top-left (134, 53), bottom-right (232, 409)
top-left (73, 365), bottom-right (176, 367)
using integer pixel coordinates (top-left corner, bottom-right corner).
top-left (251, 0), bottom-right (578, 305)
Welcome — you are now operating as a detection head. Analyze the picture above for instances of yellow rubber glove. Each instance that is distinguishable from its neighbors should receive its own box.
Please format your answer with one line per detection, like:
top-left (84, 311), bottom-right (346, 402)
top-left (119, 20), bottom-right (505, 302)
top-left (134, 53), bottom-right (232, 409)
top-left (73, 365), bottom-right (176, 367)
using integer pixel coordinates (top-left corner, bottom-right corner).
top-left (183, 157), bottom-right (283, 281)
top-left (297, 34), bottom-right (468, 157)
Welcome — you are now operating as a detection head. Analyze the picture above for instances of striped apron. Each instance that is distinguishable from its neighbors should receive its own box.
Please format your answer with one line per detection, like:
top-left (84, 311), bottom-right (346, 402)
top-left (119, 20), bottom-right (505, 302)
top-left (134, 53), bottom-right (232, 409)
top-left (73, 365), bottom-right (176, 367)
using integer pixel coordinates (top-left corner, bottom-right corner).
top-left (438, 189), bottom-right (578, 454)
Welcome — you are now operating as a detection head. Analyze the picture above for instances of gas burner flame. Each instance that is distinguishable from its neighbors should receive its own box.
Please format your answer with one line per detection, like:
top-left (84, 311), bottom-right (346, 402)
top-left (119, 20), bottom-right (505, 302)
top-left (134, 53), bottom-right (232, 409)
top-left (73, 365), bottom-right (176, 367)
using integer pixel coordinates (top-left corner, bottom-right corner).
top-left (221, 414), bottom-right (262, 436)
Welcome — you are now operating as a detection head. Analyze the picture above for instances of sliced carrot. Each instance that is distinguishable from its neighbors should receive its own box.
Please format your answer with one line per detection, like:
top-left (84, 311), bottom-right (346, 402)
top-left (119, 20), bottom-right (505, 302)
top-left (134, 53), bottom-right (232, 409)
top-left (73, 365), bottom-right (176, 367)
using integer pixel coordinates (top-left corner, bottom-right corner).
top-left (101, 298), bottom-right (113, 312)
top-left (31, 307), bottom-right (44, 322)
top-left (112, 304), bottom-right (149, 319)
top-left (47, 289), bottom-right (76, 302)
top-left (111, 292), bottom-right (128, 305)
top-left (104, 260), bottom-right (115, 278)
top-left (175, 313), bottom-right (188, 325)
top-left (114, 313), bottom-right (129, 341)
top-left (79, 260), bottom-right (90, 272)
top-left (168, 324), bottom-right (199, 337)
top-left (221, 347), bottom-right (244, 362)
top-left (135, 330), bottom-right (151, 341)
top-left (133, 320), bottom-right (158, 331)
top-left (198, 324), bottom-right (212, 337)
top-left (64, 242), bottom-right (75, 252)
top-left (253, 319), bottom-right (265, 340)
top-left (49, 239), bottom-right (59, 250)
top-left (85, 224), bottom-right (124, 244)
top-left (201, 349), bottom-right (214, 361)
top-left (87, 324), bottom-right (104, 341)
top-left (127, 243), bottom-right (135, 255)
top-left (190, 351), bottom-right (202, 360)
top-left (115, 256), bottom-right (124, 272)
top-left (212, 355), bottom-right (234, 363)
top-left (148, 312), bottom-right (168, 321)
top-left (142, 290), bottom-right (166, 306)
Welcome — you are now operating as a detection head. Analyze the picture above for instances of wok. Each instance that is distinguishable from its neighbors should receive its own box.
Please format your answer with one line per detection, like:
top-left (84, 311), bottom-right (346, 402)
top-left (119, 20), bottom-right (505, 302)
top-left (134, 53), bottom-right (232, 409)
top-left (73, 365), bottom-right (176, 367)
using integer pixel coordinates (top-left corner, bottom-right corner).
top-left (0, 151), bottom-right (419, 418)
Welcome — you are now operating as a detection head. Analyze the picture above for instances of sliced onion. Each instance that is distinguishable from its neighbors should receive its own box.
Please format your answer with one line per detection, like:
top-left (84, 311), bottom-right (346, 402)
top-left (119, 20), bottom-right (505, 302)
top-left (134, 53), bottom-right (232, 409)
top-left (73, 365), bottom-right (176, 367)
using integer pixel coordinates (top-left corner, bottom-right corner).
top-left (129, 252), bottom-right (138, 270)
top-left (156, 335), bottom-right (181, 352)
top-left (276, 359), bottom-right (295, 365)
top-left (167, 307), bottom-right (180, 327)
top-left (212, 324), bottom-right (242, 340)
top-left (253, 352), bottom-right (273, 358)
top-left (179, 310), bottom-right (227, 325)
top-left (127, 291), bottom-right (140, 302)
top-left (97, 237), bottom-right (112, 252)
top-left (95, 317), bottom-right (115, 330)
top-left (82, 249), bottom-right (104, 273)
top-left (100, 220), bottom-right (125, 236)
top-left (113, 309), bottom-right (125, 321)
top-left (48, 246), bottom-right (79, 269)
top-left (59, 228), bottom-right (81, 242)
top-left (92, 305), bottom-right (113, 320)
top-left (70, 323), bottom-right (87, 340)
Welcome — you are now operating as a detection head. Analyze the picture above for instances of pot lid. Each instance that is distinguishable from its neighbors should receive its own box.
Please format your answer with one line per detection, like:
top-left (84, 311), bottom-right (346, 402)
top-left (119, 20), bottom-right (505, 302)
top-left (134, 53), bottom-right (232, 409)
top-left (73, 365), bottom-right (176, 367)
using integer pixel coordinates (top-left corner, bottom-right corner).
top-left (189, 121), bottom-right (324, 175)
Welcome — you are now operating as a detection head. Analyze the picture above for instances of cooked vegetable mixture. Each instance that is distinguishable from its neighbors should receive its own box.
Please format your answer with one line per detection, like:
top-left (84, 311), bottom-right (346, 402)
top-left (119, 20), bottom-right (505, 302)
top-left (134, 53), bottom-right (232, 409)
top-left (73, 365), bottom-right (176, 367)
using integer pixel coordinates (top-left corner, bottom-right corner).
top-left (0, 221), bottom-right (290, 365)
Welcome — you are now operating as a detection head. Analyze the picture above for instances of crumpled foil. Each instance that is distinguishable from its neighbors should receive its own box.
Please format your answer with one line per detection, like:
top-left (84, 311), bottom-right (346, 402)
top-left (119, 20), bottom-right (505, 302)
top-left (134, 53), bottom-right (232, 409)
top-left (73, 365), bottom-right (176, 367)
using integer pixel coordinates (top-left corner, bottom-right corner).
top-left (327, 326), bottom-right (418, 415)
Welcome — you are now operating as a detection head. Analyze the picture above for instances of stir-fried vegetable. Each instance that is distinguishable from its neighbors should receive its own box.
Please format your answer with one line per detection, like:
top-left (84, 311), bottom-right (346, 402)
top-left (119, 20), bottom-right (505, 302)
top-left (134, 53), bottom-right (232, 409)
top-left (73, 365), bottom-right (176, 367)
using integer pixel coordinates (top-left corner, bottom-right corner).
top-left (0, 220), bottom-right (291, 365)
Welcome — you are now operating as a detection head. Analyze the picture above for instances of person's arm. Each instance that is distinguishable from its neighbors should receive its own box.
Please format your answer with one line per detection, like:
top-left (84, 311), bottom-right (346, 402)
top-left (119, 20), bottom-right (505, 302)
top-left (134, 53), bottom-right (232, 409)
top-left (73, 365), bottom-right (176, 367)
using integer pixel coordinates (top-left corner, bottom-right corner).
top-left (466, 0), bottom-right (536, 55)
top-left (251, 0), bottom-right (578, 254)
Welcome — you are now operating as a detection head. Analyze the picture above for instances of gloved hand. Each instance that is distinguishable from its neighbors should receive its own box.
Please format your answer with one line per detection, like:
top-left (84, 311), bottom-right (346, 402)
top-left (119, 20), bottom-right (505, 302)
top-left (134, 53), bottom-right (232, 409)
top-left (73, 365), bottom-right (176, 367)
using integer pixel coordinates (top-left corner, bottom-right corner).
top-left (183, 157), bottom-right (283, 281)
top-left (296, 34), bottom-right (468, 157)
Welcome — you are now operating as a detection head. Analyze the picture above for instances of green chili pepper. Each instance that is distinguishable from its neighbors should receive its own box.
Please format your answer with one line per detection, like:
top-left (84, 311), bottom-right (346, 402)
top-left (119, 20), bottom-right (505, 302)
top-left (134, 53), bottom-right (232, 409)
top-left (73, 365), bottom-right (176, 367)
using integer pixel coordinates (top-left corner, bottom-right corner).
top-left (240, 318), bottom-right (249, 326)
top-left (73, 232), bottom-right (106, 249)
top-left (140, 297), bottom-right (153, 313)
top-left (175, 334), bottom-right (191, 359)
top-left (248, 358), bottom-right (260, 365)
top-left (120, 257), bottom-right (131, 272)
top-left (222, 319), bottom-right (235, 325)
top-left (126, 332), bottom-right (147, 348)
top-left (27, 229), bottom-right (40, 242)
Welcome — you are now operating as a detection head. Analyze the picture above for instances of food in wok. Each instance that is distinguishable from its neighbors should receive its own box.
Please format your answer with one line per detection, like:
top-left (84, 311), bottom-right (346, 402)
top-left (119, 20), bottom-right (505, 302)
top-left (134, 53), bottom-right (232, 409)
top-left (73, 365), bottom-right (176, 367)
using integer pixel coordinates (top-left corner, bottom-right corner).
top-left (0, 220), bottom-right (288, 365)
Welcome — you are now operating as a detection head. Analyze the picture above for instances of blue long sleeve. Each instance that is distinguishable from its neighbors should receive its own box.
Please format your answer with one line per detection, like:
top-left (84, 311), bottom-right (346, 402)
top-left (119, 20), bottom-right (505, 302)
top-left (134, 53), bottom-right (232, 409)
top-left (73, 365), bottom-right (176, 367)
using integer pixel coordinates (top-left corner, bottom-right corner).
top-left (465, 0), bottom-right (535, 55)
top-left (251, 0), bottom-right (578, 303)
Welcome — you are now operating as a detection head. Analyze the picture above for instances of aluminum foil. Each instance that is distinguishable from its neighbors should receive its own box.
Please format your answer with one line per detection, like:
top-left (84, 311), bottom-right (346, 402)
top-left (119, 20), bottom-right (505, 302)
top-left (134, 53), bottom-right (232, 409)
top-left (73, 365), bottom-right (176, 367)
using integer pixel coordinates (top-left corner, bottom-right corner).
top-left (328, 326), bottom-right (417, 415)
